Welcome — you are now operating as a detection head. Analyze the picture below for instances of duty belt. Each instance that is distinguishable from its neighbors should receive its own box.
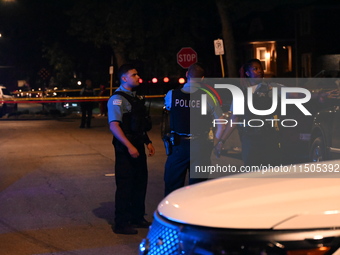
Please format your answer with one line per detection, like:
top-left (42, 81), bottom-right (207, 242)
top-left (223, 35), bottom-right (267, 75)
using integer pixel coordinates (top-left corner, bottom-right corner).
top-left (171, 131), bottom-right (206, 140)
top-left (180, 135), bottom-right (197, 140)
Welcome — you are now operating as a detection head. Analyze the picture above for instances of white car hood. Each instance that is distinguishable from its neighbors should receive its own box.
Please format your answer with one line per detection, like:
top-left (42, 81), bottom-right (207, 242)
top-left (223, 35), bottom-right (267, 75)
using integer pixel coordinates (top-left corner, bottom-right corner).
top-left (158, 170), bottom-right (340, 230)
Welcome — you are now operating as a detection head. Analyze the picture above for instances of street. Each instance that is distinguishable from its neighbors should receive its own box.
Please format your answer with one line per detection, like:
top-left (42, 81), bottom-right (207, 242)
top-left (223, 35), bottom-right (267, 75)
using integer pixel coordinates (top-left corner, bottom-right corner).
top-left (0, 116), bottom-right (242, 255)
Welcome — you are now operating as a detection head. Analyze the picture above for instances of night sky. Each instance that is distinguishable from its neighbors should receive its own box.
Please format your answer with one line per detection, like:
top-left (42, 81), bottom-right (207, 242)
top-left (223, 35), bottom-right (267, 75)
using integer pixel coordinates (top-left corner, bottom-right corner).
top-left (0, 0), bottom-right (338, 90)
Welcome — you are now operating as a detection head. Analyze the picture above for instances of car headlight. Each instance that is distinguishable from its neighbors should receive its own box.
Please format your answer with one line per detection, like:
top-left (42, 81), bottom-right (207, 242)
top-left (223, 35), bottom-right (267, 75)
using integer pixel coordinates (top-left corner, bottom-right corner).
top-left (139, 238), bottom-right (150, 255)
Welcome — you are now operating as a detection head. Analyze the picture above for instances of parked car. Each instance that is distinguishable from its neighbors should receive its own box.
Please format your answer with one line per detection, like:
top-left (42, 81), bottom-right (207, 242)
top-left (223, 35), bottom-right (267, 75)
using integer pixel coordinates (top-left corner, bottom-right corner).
top-left (44, 89), bottom-right (82, 115)
top-left (303, 71), bottom-right (340, 100)
top-left (140, 165), bottom-right (340, 255)
top-left (309, 97), bottom-right (340, 161)
top-left (314, 70), bottom-right (340, 78)
top-left (290, 73), bottom-right (340, 162)
top-left (0, 85), bottom-right (17, 117)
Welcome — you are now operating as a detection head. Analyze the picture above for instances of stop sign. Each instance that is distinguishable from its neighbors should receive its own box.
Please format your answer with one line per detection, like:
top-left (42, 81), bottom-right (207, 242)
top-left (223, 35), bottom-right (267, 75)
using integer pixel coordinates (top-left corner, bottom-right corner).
top-left (177, 47), bottom-right (197, 69)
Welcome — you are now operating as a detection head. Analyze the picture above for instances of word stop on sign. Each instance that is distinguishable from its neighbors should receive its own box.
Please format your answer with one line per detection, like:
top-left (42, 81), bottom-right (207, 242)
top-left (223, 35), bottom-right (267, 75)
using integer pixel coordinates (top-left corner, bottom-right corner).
top-left (178, 54), bottom-right (197, 62)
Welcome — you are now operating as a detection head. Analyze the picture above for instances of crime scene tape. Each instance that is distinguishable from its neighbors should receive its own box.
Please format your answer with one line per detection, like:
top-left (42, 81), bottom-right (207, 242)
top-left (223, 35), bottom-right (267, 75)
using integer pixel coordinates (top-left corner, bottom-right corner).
top-left (1, 95), bottom-right (164, 104)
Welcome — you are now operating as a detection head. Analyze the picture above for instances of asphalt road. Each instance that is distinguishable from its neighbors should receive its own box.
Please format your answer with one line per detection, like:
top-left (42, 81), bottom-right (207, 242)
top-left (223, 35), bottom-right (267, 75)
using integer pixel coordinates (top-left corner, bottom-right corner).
top-left (0, 115), bottom-right (242, 255)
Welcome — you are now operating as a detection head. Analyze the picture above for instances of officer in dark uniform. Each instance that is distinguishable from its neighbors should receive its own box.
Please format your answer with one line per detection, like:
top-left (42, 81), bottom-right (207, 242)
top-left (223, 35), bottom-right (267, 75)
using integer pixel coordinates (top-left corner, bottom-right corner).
top-left (79, 79), bottom-right (95, 128)
top-left (215, 59), bottom-right (282, 167)
top-left (164, 63), bottom-right (224, 196)
top-left (107, 64), bottom-right (155, 235)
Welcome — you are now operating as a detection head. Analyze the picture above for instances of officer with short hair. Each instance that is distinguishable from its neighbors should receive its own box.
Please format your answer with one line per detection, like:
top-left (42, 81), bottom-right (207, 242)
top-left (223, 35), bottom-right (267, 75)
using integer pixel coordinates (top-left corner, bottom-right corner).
top-left (107, 64), bottom-right (155, 235)
top-left (164, 63), bottom-right (224, 197)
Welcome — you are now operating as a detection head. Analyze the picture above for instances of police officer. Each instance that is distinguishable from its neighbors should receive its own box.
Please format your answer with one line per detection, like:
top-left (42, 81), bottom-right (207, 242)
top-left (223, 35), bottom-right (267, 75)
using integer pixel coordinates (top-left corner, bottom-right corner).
top-left (215, 59), bottom-right (282, 167)
top-left (164, 63), bottom-right (224, 197)
top-left (79, 79), bottom-right (95, 128)
top-left (107, 64), bottom-right (155, 235)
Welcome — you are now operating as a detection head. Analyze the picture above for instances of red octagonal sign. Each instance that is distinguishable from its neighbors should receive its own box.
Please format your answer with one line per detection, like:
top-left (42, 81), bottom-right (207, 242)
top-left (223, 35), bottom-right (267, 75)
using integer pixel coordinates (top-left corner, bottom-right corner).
top-left (177, 47), bottom-right (197, 69)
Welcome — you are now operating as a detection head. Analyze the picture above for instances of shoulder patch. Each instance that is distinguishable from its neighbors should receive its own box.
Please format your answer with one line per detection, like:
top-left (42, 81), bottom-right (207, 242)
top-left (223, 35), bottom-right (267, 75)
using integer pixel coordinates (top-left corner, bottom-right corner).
top-left (112, 99), bottom-right (122, 105)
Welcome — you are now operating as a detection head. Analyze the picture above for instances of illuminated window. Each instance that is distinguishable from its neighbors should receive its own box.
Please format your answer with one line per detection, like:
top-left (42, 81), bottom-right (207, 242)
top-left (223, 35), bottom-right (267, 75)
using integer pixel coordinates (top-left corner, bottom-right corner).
top-left (256, 47), bottom-right (267, 71)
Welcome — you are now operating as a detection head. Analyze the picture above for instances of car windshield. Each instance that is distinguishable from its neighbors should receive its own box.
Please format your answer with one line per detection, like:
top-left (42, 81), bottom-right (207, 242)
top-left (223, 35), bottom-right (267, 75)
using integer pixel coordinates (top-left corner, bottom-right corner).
top-left (314, 70), bottom-right (340, 78)
top-left (1, 88), bottom-right (11, 96)
top-left (303, 77), bottom-right (340, 94)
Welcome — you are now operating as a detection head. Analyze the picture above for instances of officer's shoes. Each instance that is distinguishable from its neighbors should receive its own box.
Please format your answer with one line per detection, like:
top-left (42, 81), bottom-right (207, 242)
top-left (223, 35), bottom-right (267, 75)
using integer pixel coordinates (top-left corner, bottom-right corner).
top-left (131, 218), bottom-right (151, 228)
top-left (113, 224), bottom-right (138, 235)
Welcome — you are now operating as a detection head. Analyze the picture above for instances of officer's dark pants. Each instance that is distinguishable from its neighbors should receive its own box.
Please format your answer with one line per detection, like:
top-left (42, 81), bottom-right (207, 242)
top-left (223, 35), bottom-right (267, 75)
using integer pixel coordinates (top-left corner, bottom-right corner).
top-left (80, 103), bottom-right (93, 127)
top-left (113, 138), bottom-right (147, 227)
top-left (164, 138), bottom-right (212, 197)
top-left (241, 129), bottom-right (282, 167)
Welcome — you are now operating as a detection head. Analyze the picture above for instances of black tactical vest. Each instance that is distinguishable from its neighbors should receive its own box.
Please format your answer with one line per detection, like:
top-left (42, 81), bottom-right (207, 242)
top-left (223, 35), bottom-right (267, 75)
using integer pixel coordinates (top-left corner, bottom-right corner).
top-left (170, 89), bottom-right (212, 135)
top-left (239, 83), bottom-right (280, 135)
top-left (114, 91), bottom-right (152, 135)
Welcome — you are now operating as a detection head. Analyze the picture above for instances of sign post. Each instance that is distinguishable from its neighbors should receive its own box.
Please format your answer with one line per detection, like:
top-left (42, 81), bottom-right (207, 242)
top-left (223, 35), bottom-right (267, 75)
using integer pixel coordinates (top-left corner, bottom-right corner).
top-left (214, 39), bottom-right (225, 77)
top-left (109, 65), bottom-right (114, 96)
top-left (177, 47), bottom-right (197, 69)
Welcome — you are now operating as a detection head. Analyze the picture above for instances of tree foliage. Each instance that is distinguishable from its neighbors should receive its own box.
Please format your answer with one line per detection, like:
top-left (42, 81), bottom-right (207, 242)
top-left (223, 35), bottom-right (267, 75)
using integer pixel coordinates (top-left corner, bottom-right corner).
top-left (2, 0), bottom-right (321, 88)
top-left (68, 0), bottom-right (220, 78)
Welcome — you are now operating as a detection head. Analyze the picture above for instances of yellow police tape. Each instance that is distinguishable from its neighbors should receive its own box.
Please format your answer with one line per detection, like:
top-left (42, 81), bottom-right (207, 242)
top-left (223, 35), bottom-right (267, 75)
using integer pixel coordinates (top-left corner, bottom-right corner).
top-left (1, 95), bottom-right (165, 104)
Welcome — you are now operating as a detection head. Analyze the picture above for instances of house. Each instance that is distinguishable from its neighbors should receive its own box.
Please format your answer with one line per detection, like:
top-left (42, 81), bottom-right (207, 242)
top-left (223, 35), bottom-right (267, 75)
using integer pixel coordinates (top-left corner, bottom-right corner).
top-left (235, 2), bottom-right (340, 78)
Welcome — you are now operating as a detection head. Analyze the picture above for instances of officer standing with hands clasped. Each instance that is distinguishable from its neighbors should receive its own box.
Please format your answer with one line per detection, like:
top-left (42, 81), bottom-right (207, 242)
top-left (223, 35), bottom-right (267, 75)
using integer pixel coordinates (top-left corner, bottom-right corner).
top-left (214, 59), bottom-right (282, 167)
top-left (163, 63), bottom-right (225, 197)
top-left (107, 64), bottom-right (155, 235)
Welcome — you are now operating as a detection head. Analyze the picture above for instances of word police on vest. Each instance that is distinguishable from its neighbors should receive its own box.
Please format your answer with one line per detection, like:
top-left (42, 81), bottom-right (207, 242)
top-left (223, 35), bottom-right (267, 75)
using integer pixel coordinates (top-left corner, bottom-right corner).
top-left (175, 99), bottom-right (201, 108)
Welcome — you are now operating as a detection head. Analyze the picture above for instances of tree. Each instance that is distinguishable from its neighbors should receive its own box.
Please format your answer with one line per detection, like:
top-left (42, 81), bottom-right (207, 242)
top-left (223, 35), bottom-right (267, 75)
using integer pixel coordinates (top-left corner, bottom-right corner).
top-left (68, 0), bottom-right (146, 69)
top-left (215, 0), bottom-right (238, 77)
top-left (68, 0), bottom-right (221, 78)
top-left (42, 43), bottom-right (75, 87)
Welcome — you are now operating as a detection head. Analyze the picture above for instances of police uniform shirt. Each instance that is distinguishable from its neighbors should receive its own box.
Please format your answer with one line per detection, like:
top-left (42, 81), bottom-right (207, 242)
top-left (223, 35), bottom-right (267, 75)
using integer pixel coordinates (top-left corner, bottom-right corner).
top-left (164, 82), bottom-right (223, 119)
top-left (107, 85), bottom-right (136, 123)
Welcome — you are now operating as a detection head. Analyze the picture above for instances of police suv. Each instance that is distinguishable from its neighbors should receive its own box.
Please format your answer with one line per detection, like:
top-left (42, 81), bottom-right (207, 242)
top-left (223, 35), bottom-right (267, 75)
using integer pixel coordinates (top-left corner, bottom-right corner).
top-left (140, 161), bottom-right (340, 255)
